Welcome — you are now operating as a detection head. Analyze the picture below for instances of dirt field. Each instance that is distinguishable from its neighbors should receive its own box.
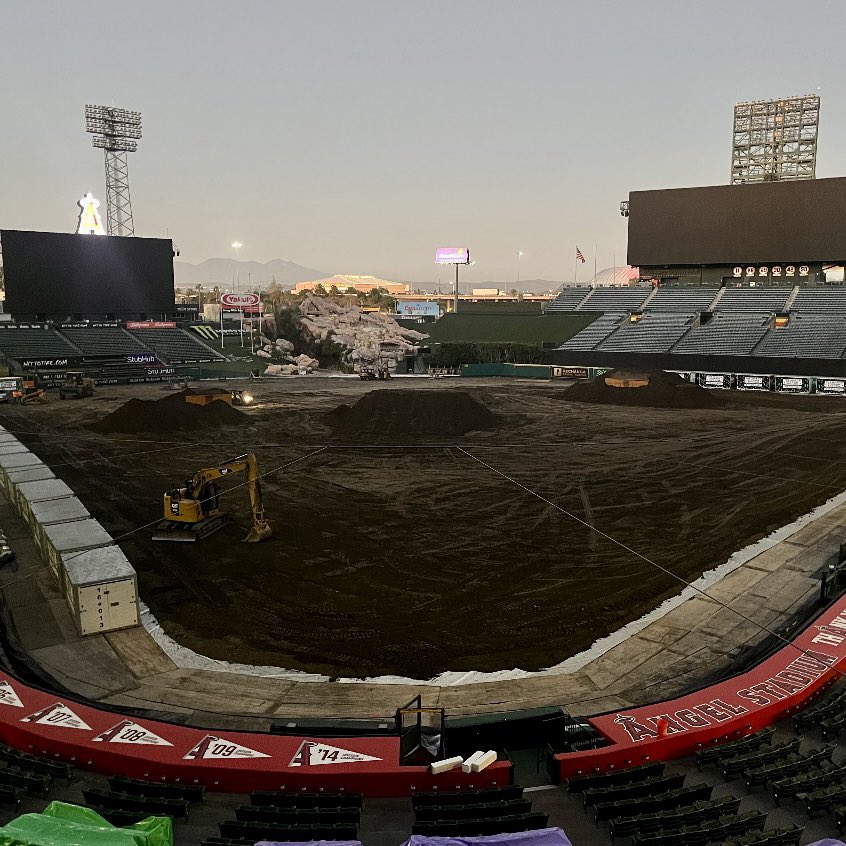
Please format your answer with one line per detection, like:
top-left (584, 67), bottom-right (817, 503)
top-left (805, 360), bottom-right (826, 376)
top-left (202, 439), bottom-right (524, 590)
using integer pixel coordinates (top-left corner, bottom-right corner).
top-left (6, 376), bottom-right (846, 680)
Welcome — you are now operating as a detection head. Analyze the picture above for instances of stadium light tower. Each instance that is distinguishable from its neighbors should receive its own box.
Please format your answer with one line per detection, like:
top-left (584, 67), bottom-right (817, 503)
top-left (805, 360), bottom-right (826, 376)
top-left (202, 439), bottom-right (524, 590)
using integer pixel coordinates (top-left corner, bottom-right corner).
top-left (84, 104), bottom-right (142, 236)
top-left (730, 94), bottom-right (819, 184)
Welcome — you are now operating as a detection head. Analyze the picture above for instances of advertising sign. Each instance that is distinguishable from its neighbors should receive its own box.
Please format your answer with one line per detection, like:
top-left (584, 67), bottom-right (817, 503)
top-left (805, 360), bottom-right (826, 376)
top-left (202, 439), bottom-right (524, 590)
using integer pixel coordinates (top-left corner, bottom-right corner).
top-left (774, 376), bottom-right (809, 393)
top-left (220, 293), bottom-right (260, 308)
top-left (396, 301), bottom-right (440, 318)
top-left (125, 321), bottom-right (176, 330)
top-left (696, 373), bottom-right (732, 389)
top-left (737, 374), bottom-right (771, 391)
top-left (435, 247), bottom-right (470, 265)
top-left (126, 353), bottom-right (157, 364)
top-left (816, 378), bottom-right (846, 395)
top-left (552, 366), bottom-right (589, 379)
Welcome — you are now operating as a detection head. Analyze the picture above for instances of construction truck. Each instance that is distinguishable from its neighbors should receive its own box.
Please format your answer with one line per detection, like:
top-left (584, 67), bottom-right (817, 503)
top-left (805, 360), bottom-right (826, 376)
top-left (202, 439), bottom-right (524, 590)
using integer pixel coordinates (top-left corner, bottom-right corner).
top-left (58, 371), bottom-right (95, 400)
top-left (153, 451), bottom-right (272, 543)
top-left (357, 341), bottom-right (400, 380)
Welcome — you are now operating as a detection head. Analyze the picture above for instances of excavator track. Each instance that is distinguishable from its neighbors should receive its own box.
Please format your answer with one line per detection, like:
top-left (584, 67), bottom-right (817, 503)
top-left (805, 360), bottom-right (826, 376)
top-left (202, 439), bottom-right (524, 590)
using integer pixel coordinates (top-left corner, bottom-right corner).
top-left (152, 514), bottom-right (230, 543)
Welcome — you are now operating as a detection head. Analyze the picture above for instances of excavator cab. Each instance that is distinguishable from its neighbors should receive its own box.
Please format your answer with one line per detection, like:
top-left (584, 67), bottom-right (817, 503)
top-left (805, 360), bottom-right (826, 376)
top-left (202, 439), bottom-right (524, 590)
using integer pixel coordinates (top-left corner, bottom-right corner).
top-left (154, 455), bottom-right (271, 543)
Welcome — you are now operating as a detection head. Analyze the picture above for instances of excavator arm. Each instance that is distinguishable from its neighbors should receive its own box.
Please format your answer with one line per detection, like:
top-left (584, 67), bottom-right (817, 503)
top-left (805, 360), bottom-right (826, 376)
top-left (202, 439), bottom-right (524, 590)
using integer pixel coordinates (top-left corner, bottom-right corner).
top-left (157, 452), bottom-right (272, 543)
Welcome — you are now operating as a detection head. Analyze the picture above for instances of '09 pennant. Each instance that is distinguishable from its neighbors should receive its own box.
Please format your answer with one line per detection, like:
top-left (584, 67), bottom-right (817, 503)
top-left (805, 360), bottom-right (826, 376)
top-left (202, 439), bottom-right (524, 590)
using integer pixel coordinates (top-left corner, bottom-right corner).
top-left (184, 735), bottom-right (270, 760)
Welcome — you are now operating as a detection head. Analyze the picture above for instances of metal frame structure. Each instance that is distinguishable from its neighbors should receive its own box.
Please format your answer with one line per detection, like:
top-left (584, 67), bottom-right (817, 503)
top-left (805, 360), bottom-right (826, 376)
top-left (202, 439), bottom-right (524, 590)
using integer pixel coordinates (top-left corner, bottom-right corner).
top-left (84, 105), bottom-right (142, 236)
top-left (731, 95), bottom-right (819, 184)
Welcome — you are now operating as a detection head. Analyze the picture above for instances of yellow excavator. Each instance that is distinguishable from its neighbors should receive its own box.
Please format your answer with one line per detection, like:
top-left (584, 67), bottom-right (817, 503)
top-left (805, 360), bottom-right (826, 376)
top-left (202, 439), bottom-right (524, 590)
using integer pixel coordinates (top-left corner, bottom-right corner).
top-left (153, 452), bottom-right (272, 543)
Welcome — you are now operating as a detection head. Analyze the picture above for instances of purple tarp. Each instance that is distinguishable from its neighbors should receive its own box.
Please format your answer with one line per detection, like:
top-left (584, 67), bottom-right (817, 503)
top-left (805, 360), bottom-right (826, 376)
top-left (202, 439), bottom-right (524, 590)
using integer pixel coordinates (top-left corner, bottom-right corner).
top-left (807, 841), bottom-right (846, 846)
top-left (402, 828), bottom-right (572, 846)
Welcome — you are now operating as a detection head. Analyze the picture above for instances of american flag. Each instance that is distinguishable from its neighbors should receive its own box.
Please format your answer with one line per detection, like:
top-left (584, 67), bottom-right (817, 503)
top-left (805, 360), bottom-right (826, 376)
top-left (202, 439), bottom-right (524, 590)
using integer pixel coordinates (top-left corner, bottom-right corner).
top-left (576, 247), bottom-right (586, 263)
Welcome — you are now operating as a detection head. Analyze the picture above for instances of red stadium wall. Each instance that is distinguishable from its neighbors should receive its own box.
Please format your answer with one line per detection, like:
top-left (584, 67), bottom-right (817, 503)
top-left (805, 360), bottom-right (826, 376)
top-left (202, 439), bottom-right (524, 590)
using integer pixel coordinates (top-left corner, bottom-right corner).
top-left (555, 599), bottom-right (846, 779)
top-left (0, 673), bottom-right (510, 796)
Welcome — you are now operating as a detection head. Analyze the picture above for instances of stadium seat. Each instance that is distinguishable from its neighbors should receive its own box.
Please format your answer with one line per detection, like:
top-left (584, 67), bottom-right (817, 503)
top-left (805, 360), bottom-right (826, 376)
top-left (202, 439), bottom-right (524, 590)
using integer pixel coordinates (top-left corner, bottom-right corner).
top-left (0, 328), bottom-right (80, 362)
top-left (219, 820), bottom-right (359, 841)
top-left (576, 287), bottom-right (653, 311)
top-left (107, 774), bottom-right (205, 802)
top-left (250, 790), bottom-right (362, 809)
top-left (414, 798), bottom-right (532, 821)
top-left (645, 288), bottom-right (719, 311)
top-left (411, 784), bottom-right (523, 808)
top-left (566, 760), bottom-right (664, 792)
top-left (556, 313), bottom-right (625, 351)
top-left (127, 327), bottom-right (226, 362)
top-left (57, 326), bottom-right (151, 356)
top-left (583, 772), bottom-right (685, 806)
top-left (82, 788), bottom-right (189, 819)
top-left (714, 288), bottom-right (793, 311)
top-left (544, 288), bottom-right (592, 312)
top-left (696, 727), bottom-right (775, 766)
top-left (410, 811), bottom-right (548, 836)
top-left (234, 805), bottom-right (360, 825)
top-left (790, 287), bottom-right (846, 312)
top-left (593, 783), bottom-right (713, 822)
top-left (754, 313), bottom-right (846, 358)
top-left (595, 312), bottom-right (696, 353)
top-left (671, 312), bottom-right (771, 356)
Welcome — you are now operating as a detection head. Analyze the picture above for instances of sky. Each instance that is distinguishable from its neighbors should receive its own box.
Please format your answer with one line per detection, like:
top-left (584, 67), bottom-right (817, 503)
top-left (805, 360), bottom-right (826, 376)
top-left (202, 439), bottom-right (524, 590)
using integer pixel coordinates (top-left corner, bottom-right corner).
top-left (2, 0), bottom-right (846, 287)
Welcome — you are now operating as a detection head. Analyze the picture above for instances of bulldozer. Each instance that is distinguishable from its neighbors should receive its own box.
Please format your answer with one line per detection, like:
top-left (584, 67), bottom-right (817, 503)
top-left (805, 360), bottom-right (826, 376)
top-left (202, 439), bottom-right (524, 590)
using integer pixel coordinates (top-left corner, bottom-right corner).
top-left (184, 389), bottom-right (254, 407)
top-left (153, 451), bottom-right (272, 543)
top-left (12, 377), bottom-right (47, 405)
top-left (58, 371), bottom-right (95, 400)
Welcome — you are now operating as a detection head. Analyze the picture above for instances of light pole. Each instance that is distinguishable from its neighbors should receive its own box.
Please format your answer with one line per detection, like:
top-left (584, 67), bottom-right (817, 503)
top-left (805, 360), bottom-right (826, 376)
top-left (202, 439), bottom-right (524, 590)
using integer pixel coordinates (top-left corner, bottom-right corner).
top-left (232, 242), bottom-right (243, 347)
top-left (517, 251), bottom-right (524, 286)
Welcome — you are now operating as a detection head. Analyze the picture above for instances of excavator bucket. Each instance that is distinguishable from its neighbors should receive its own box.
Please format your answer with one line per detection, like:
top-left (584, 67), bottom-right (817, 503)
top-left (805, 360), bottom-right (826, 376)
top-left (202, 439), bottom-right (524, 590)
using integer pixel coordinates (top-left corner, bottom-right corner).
top-left (243, 523), bottom-right (273, 543)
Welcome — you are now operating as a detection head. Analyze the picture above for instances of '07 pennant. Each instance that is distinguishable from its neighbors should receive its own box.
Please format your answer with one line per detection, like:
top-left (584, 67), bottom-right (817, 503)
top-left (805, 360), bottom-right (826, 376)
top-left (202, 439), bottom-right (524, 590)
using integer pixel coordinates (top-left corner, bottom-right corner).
top-left (20, 703), bottom-right (91, 731)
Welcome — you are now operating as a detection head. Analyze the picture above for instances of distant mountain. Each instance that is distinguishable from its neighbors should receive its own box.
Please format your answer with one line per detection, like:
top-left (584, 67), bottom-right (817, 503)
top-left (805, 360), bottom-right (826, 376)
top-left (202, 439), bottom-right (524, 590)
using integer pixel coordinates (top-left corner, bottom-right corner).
top-left (174, 258), bottom-right (327, 289)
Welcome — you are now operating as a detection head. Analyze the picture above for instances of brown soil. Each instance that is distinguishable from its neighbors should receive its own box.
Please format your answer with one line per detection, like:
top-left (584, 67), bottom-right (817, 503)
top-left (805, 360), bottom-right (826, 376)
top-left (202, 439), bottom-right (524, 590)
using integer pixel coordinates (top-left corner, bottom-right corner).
top-left (7, 379), bottom-right (846, 680)
top-left (330, 389), bottom-right (500, 439)
top-left (565, 369), bottom-right (724, 409)
top-left (90, 390), bottom-right (244, 433)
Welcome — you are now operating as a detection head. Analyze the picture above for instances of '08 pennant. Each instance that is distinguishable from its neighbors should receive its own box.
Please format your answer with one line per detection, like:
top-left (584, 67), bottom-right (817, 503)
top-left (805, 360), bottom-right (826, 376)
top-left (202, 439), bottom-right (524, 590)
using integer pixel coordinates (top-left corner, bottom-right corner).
top-left (289, 740), bottom-right (382, 767)
top-left (20, 703), bottom-right (91, 731)
top-left (93, 720), bottom-right (172, 746)
top-left (184, 735), bottom-right (270, 761)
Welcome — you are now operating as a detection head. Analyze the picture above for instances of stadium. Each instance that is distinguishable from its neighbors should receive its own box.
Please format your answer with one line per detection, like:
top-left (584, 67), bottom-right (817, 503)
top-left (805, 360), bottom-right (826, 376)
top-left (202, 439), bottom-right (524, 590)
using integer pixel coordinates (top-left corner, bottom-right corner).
top-left (0, 86), bottom-right (846, 846)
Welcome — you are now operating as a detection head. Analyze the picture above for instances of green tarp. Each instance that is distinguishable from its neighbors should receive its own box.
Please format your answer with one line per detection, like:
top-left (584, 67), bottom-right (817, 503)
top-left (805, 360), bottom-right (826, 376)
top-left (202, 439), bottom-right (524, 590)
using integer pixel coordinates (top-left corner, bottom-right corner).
top-left (0, 802), bottom-right (172, 846)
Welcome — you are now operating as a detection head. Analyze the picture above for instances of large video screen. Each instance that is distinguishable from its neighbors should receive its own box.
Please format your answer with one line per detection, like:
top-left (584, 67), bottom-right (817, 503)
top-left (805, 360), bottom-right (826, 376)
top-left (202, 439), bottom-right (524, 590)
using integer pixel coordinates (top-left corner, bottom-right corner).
top-left (0, 230), bottom-right (175, 316)
top-left (627, 177), bottom-right (846, 266)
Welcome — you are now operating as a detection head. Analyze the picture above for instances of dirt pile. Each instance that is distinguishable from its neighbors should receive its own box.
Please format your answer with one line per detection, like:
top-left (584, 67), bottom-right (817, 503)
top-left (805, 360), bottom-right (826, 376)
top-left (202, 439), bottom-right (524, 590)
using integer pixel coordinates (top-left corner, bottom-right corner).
top-left (565, 369), bottom-right (724, 409)
top-left (330, 389), bottom-right (499, 438)
top-left (91, 390), bottom-right (245, 433)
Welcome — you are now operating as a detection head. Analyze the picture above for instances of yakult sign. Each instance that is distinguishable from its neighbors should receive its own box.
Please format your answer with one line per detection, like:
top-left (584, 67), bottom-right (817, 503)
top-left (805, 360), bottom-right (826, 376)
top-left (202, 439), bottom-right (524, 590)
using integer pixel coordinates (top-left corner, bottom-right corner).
top-left (221, 293), bottom-right (261, 314)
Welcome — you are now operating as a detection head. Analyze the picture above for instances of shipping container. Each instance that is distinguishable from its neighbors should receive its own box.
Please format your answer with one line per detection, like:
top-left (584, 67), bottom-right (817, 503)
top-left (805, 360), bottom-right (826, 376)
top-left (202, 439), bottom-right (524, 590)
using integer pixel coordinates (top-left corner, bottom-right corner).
top-left (61, 547), bottom-right (139, 635)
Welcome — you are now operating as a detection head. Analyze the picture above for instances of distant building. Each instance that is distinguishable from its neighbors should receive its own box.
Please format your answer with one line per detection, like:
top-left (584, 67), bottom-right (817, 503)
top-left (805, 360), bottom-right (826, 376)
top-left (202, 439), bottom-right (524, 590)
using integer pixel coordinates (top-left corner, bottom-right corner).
top-left (588, 266), bottom-right (641, 287)
top-left (294, 275), bottom-right (410, 295)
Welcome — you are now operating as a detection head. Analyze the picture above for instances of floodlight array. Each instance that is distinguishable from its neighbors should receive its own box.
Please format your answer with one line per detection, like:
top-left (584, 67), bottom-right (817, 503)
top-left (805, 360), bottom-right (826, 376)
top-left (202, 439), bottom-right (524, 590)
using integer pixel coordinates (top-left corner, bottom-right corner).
top-left (92, 137), bottom-right (137, 152)
top-left (84, 104), bottom-right (143, 149)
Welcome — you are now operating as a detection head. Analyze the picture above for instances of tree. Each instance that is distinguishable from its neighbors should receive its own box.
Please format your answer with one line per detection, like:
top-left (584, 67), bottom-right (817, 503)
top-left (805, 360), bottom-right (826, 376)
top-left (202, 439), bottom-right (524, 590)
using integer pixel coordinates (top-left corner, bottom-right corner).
top-left (356, 287), bottom-right (396, 311)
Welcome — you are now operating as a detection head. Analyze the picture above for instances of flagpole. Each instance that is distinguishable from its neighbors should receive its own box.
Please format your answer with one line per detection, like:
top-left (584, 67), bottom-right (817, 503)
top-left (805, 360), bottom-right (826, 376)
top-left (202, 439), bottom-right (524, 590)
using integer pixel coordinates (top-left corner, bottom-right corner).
top-left (594, 245), bottom-right (597, 288)
top-left (574, 246), bottom-right (577, 285)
